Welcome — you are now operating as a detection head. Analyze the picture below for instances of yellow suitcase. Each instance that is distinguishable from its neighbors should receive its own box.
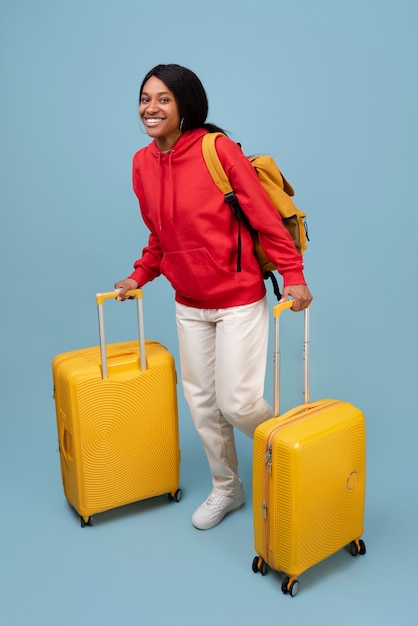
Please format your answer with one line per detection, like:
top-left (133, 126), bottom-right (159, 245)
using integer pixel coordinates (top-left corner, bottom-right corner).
top-left (52, 289), bottom-right (181, 527)
top-left (252, 301), bottom-right (366, 596)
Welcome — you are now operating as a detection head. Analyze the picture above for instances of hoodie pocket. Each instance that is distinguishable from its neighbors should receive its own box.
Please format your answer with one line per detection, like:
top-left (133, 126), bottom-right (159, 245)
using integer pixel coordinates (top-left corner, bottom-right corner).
top-left (161, 248), bottom-right (236, 301)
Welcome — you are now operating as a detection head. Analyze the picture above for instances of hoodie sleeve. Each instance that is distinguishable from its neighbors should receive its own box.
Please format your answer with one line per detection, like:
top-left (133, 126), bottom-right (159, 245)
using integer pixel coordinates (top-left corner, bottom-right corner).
top-left (129, 231), bottom-right (163, 287)
top-left (128, 154), bottom-right (163, 287)
top-left (215, 136), bottom-right (306, 287)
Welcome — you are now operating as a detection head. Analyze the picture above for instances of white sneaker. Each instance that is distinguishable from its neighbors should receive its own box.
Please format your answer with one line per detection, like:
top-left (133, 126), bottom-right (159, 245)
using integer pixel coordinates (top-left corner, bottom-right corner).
top-left (192, 487), bottom-right (245, 530)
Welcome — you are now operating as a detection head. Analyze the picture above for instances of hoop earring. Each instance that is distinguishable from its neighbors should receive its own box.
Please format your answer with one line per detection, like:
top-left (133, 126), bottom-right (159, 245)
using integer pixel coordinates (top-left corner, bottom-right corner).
top-left (139, 122), bottom-right (148, 135)
top-left (179, 118), bottom-right (184, 132)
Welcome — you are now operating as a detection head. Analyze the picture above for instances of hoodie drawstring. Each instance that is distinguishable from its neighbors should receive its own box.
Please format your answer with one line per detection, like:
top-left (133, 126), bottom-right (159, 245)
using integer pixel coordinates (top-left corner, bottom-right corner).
top-left (156, 150), bottom-right (175, 230)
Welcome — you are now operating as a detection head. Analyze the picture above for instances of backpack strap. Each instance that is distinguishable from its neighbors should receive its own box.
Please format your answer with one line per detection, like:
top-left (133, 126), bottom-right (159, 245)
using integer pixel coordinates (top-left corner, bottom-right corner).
top-left (202, 132), bottom-right (244, 272)
top-left (202, 132), bottom-right (233, 195)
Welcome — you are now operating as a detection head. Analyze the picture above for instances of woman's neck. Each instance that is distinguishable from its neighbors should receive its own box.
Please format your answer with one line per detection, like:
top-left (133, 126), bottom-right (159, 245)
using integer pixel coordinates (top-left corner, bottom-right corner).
top-left (155, 132), bottom-right (182, 152)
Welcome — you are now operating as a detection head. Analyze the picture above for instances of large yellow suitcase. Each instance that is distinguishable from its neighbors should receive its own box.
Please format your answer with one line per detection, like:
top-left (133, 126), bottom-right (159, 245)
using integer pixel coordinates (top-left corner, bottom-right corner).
top-left (52, 289), bottom-right (181, 527)
top-left (252, 301), bottom-right (366, 596)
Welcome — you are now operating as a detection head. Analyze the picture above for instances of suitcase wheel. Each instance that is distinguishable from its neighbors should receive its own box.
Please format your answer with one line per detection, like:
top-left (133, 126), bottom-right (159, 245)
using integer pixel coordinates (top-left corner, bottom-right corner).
top-left (251, 556), bottom-right (268, 576)
top-left (349, 539), bottom-right (366, 556)
top-left (168, 488), bottom-right (183, 503)
top-left (281, 576), bottom-right (300, 597)
top-left (80, 515), bottom-right (93, 528)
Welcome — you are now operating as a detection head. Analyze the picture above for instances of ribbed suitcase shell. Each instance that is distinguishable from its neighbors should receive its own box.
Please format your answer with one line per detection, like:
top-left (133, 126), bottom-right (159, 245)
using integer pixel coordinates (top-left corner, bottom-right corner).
top-left (52, 292), bottom-right (180, 525)
top-left (253, 400), bottom-right (365, 581)
top-left (252, 302), bottom-right (366, 594)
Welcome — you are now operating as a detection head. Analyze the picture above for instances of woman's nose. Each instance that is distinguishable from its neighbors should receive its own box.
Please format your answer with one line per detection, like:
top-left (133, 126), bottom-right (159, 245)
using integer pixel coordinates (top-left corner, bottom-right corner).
top-left (145, 98), bottom-right (159, 113)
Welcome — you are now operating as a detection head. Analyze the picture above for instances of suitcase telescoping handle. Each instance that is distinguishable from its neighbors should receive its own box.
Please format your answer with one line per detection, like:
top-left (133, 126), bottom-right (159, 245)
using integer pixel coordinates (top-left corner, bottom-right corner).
top-left (95, 289), bottom-right (146, 379)
top-left (273, 300), bottom-right (310, 416)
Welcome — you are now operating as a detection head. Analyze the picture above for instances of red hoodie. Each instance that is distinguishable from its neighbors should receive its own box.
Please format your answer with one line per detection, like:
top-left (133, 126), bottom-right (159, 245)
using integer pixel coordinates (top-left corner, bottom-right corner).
top-left (129, 129), bottom-right (306, 309)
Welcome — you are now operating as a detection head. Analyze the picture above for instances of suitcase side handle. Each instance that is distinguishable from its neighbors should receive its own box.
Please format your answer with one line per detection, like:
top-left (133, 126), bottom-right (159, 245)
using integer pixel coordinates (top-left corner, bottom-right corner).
top-left (273, 300), bottom-right (310, 416)
top-left (95, 289), bottom-right (146, 379)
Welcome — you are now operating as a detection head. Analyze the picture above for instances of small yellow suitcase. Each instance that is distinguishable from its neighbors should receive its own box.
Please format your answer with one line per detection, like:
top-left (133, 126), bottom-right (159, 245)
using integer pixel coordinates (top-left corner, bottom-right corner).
top-left (52, 289), bottom-right (181, 527)
top-left (252, 301), bottom-right (366, 596)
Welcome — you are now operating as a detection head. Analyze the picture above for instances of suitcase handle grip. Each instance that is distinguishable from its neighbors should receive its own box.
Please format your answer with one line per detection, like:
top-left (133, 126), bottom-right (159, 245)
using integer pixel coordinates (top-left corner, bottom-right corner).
top-left (96, 288), bottom-right (143, 305)
top-left (95, 289), bottom-right (146, 379)
top-left (273, 299), bottom-right (294, 317)
top-left (273, 301), bottom-right (310, 416)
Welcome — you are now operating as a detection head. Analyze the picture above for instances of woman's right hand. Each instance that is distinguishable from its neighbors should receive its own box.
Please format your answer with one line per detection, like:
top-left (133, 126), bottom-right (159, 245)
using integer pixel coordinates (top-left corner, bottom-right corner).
top-left (114, 278), bottom-right (139, 301)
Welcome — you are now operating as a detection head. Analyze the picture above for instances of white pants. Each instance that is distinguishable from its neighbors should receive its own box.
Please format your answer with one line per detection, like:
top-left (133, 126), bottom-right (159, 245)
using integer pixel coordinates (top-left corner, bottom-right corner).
top-left (175, 297), bottom-right (273, 494)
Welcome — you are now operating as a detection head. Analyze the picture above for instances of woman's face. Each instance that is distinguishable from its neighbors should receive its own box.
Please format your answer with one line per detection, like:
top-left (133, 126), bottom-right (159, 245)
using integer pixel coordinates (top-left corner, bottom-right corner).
top-left (139, 76), bottom-right (182, 150)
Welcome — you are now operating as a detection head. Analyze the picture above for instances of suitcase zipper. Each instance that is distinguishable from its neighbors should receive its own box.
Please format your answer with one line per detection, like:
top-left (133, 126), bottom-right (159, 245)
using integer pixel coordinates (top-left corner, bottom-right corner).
top-left (262, 443), bottom-right (273, 522)
top-left (261, 400), bottom-right (343, 567)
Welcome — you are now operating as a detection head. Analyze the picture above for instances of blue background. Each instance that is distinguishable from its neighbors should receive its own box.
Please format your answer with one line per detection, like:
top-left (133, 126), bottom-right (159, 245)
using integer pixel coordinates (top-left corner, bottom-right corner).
top-left (1, 1), bottom-right (416, 624)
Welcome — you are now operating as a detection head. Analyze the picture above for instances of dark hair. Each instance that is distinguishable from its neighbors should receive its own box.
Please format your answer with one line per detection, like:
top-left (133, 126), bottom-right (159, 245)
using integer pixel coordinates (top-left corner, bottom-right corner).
top-left (139, 64), bottom-right (226, 134)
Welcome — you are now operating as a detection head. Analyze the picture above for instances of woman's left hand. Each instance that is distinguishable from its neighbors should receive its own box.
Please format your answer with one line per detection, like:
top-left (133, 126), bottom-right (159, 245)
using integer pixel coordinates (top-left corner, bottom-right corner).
top-left (280, 284), bottom-right (313, 312)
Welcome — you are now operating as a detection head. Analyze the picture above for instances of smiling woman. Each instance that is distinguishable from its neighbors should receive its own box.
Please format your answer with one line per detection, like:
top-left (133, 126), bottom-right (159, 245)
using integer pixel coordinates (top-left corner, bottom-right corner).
top-left (139, 77), bottom-right (182, 151)
top-left (114, 62), bottom-right (312, 532)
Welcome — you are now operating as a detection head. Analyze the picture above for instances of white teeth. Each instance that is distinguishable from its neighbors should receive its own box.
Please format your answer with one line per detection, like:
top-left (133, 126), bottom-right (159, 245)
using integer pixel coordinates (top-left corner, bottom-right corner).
top-left (146, 118), bottom-right (162, 124)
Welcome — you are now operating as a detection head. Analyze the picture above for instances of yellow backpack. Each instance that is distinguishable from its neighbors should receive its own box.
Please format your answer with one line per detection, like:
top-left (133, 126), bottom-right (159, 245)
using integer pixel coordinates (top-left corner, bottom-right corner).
top-left (202, 132), bottom-right (309, 280)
